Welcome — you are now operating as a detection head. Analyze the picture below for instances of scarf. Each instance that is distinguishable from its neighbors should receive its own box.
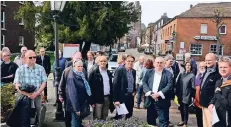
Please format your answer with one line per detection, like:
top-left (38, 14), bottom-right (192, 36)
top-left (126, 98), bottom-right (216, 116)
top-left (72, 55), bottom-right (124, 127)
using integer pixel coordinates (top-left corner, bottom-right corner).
top-left (221, 80), bottom-right (231, 88)
top-left (73, 69), bottom-right (92, 96)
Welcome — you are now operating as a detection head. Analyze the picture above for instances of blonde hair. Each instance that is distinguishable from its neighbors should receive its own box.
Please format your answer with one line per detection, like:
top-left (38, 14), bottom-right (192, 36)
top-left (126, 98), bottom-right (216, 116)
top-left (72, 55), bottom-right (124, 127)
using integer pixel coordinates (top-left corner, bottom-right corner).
top-left (219, 56), bottom-right (231, 67)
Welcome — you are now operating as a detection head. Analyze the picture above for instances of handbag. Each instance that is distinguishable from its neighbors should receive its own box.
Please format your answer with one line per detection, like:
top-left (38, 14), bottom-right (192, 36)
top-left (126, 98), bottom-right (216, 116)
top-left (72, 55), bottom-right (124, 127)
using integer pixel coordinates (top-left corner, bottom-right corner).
top-left (80, 100), bottom-right (91, 119)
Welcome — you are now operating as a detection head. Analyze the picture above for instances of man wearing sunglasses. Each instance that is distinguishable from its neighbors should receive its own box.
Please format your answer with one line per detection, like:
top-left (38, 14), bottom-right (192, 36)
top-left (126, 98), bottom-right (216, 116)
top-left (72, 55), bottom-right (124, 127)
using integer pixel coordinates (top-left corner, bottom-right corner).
top-left (14, 50), bottom-right (47, 127)
top-left (14, 46), bottom-right (27, 66)
top-left (1, 50), bottom-right (18, 84)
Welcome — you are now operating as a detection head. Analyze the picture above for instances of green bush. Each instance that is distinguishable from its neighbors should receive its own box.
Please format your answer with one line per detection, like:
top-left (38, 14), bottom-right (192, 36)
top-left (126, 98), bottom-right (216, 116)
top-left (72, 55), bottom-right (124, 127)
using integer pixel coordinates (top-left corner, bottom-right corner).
top-left (1, 84), bottom-right (16, 123)
top-left (84, 117), bottom-right (151, 127)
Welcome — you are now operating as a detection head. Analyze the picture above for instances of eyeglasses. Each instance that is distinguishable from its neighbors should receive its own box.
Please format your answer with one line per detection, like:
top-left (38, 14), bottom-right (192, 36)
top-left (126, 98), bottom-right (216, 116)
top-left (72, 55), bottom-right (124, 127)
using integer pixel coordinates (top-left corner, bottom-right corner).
top-left (22, 50), bottom-right (27, 52)
top-left (127, 60), bottom-right (134, 63)
top-left (3, 55), bottom-right (10, 57)
top-left (77, 66), bottom-right (83, 67)
top-left (156, 62), bottom-right (163, 64)
top-left (28, 56), bottom-right (36, 59)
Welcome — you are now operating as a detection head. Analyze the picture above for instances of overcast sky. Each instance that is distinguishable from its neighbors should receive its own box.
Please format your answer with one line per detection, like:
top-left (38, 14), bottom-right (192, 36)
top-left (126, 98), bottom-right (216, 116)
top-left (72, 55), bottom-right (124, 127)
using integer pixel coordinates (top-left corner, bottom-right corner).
top-left (140, 0), bottom-right (224, 26)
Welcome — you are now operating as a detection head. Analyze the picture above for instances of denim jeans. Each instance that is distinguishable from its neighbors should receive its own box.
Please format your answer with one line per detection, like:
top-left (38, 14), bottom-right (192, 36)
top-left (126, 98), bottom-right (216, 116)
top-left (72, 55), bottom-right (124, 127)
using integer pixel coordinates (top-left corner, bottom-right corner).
top-left (136, 85), bottom-right (143, 107)
top-left (71, 112), bottom-right (82, 127)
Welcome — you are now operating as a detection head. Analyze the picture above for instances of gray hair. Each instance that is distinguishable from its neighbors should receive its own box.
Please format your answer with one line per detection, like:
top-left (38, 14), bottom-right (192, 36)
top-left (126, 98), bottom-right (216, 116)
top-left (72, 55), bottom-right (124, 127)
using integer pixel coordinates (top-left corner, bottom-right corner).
top-left (218, 56), bottom-right (231, 67)
top-left (73, 59), bottom-right (83, 67)
top-left (164, 55), bottom-right (174, 61)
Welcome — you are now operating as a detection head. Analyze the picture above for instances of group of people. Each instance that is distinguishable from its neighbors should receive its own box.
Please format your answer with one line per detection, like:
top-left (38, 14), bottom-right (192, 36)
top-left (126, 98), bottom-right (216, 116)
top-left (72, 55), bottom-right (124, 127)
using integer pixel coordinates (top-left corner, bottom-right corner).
top-left (1, 45), bottom-right (231, 127)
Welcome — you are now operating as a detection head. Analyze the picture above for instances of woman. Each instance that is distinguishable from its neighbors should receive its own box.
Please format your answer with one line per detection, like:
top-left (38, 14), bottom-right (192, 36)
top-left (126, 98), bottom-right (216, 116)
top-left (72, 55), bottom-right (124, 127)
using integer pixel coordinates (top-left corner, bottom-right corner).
top-left (66, 60), bottom-right (91, 127)
top-left (176, 62), bottom-right (195, 127)
top-left (194, 61), bottom-right (206, 127)
top-left (135, 59), bottom-right (154, 109)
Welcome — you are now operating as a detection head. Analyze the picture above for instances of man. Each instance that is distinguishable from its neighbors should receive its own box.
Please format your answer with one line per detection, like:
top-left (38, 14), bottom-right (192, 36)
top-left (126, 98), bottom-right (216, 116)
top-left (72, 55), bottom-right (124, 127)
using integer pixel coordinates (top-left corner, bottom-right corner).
top-left (1, 50), bottom-right (18, 84)
top-left (59, 51), bottom-right (87, 127)
top-left (85, 51), bottom-right (95, 74)
top-left (14, 50), bottom-right (47, 126)
top-left (208, 56), bottom-right (231, 127)
top-left (113, 55), bottom-right (136, 119)
top-left (65, 51), bottom-right (87, 71)
top-left (14, 46), bottom-right (27, 66)
top-left (36, 47), bottom-right (51, 103)
top-left (143, 57), bottom-right (173, 127)
top-left (89, 55), bottom-right (113, 120)
top-left (200, 53), bottom-right (221, 127)
top-left (133, 56), bottom-right (145, 109)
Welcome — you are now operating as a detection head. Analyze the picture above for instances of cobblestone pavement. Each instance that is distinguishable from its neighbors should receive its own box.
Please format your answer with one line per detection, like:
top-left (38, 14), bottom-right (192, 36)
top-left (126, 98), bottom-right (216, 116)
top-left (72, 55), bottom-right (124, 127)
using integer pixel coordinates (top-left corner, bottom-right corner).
top-left (42, 49), bottom-right (198, 127)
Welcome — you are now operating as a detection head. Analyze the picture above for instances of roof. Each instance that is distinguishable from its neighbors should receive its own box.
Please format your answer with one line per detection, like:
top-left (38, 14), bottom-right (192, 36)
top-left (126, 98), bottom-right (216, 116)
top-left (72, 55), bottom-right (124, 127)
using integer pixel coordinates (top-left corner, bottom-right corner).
top-left (178, 2), bottom-right (231, 18)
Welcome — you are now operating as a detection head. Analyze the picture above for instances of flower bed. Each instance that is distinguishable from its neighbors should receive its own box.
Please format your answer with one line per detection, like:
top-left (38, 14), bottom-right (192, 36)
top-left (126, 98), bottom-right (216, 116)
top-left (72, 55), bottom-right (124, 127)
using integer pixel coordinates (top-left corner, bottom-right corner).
top-left (1, 84), bottom-right (16, 123)
top-left (83, 117), bottom-right (152, 127)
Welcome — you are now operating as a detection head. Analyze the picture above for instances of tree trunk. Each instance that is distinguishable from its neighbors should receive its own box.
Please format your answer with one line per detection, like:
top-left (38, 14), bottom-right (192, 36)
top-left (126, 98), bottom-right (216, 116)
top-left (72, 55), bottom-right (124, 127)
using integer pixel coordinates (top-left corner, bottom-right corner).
top-left (81, 41), bottom-right (91, 60)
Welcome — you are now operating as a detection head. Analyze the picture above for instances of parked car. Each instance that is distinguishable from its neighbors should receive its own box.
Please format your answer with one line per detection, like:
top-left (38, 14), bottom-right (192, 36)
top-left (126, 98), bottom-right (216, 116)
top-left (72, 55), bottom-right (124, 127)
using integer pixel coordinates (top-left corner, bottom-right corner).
top-left (144, 48), bottom-right (153, 55)
top-left (119, 47), bottom-right (126, 52)
top-left (108, 54), bottom-right (119, 75)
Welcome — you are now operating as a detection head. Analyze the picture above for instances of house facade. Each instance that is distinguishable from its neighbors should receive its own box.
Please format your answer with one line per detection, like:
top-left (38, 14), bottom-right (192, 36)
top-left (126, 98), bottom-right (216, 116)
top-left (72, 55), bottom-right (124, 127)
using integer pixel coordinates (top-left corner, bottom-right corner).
top-left (1, 1), bottom-right (35, 53)
top-left (161, 2), bottom-right (231, 61)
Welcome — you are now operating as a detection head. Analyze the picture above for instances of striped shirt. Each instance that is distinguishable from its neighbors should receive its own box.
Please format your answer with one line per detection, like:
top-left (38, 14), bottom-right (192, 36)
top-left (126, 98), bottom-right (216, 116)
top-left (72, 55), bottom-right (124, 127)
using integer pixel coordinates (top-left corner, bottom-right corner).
top-left (14, 64), bottom-right (47, 89)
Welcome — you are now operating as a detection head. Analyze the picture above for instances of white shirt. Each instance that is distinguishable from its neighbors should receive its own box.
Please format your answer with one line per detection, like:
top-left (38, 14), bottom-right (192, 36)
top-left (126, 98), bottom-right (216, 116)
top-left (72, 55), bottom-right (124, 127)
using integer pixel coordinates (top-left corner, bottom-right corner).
top-left (133, 61), bottom-right (144, 84)
top-left (87, 60), bottom-right (94, 73)
top-left (99, 67), bottom-right (110, 95)
top-left (145, 70), bottom-right (165, 99)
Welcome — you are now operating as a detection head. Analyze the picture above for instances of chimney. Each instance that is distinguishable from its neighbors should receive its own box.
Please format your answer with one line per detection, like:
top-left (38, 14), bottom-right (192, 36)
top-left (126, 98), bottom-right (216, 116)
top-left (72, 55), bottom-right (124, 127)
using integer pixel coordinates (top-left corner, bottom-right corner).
top-left (190, 4), bottom-right (193, 9)
top-left (163, 12), bottom-right (167, 17)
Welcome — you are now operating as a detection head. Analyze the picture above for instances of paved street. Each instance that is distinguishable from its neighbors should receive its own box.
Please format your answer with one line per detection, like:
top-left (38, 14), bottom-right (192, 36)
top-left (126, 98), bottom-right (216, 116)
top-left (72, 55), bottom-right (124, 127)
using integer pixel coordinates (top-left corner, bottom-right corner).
top-left (42, 49), bottom-right (197, 127)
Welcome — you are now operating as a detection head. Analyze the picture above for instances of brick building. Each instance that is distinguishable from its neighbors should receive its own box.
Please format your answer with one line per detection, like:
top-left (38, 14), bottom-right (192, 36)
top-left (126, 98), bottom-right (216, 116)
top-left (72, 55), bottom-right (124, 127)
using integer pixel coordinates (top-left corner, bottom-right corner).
top-left (161, 2), bottom-right (231, 61)
top-left (1, 1), bottom-right (35, 53)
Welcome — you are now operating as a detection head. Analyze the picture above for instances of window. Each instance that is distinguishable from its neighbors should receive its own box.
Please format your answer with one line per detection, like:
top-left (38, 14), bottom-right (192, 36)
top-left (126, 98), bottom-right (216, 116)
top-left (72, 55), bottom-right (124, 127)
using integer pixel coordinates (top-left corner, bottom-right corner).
top-left (19, 1), bottom-right (25, 4)
top-left (190, 44), bottom-right (203, 55)
top-left (1, 11), bottom-right (5, 29)
top-left (1, 35), bottom-right (5, 46)
top-left (219, 25), bottom-right (226, 34)
top-left (1, 1), bottom-right (6, 6)
top-left (173, 24), bottom-right (176, 31)
top-left (200, 24), bottom-right (207, 34)
top-left (210, 44), bottom-right (223, 55)
top-left (19, 36), bottom-right (24, 46)
top-left (19, 18), bottom-right (24, 25)
top-left (170, 26), bottom-right (172, 36)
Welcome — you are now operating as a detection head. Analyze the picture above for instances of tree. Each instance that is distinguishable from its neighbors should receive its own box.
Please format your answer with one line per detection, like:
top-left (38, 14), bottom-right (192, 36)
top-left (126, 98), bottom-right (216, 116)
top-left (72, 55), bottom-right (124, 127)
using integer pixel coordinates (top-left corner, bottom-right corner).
top-left (14, 1), bottom-right (139, 57)
top-left (212, 8), bottom-right (226, 56)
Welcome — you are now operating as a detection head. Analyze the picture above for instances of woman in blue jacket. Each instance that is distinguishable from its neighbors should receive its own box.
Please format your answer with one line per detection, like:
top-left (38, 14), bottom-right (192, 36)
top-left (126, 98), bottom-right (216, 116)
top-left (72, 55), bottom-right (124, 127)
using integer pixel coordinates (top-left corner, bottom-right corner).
top-left (66, 60), bottom-right (91, 127)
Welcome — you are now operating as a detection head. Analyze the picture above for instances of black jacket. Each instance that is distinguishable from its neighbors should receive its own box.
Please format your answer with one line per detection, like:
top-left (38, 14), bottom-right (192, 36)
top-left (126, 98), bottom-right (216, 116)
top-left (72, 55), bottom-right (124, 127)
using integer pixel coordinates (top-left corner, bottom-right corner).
top-left (143, 69), bottom-right (173, 107)
top-left (113, 67), bottom-right (136, 103)
top-left (211, 79), bottom-right (231, 127)
top-left (36, 55), bottom-right (51, 75)
top-left (176, 72), bottom-right (195, 104)
top-left (200, 65), bottom-right (221, 107)
top-left (89, 66), bottom-right (113, 104)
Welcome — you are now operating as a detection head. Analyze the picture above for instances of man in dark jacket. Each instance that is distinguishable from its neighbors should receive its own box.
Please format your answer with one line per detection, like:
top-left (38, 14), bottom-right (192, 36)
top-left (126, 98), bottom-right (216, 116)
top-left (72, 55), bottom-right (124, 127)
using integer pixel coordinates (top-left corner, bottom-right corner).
top-left (36, 47), bottom-right (51, 102)
top-left (89, 55), bottom-right (113, 120)
top-left (200, 53), bottom-right (221, 127)
top-left (208, 56), bottom-right (231, 127)
top-left (113, 55), bottom-right (136, 119)
top-left (143, 57), bottom-right (173, 127)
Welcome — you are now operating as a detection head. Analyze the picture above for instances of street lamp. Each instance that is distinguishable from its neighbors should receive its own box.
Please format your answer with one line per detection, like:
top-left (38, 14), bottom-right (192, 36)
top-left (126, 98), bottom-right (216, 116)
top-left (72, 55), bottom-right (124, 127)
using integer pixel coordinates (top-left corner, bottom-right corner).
top-left (50, 1), bottom-right (66, 121)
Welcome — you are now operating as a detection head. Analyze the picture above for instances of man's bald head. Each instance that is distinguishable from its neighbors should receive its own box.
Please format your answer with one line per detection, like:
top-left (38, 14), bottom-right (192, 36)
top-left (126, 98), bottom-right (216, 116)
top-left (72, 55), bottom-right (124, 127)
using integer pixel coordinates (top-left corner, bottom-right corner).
top-left (72, 51), bottom-right (82, 61)
top-left (205, 53), bottom-right (217, 68)
top-left (25, 50), bottom-right (37, 66)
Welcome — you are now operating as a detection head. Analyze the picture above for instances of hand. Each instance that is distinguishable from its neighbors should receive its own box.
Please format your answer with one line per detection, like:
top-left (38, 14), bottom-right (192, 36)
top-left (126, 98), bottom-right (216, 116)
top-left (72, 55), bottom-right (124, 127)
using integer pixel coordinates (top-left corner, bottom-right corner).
top-left (215, 87), bottom-right (221, 92)
top-left (151, 93), bottom-right (158, 101)
top-left (91, 104), bottom-right (95, 108)
top-left (114, 101), bottom-right (120, 107)
top-left (76, 112), bottom-right (80, 116)
top-left (208, 104), bottom-right (214, 112)
top-left (29, 92), bottom-right (39, 100)
top-left (132, 92), bottom-right (136, 96)
top-left (59, 97), bottom-right (64, 103)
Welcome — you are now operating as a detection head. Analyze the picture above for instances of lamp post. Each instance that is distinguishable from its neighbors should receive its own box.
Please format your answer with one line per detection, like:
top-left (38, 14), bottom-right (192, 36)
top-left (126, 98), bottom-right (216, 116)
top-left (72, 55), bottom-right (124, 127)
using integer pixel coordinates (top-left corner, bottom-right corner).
top-left (50, 1), bottom-right (66, 121)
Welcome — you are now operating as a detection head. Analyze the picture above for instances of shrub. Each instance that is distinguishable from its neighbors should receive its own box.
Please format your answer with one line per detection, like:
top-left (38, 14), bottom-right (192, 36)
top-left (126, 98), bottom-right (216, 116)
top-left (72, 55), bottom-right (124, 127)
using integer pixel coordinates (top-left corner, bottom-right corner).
top-left (84, 117), bottom-right (151, 127)
top-left (1, 84), bottom-right (16, 123)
